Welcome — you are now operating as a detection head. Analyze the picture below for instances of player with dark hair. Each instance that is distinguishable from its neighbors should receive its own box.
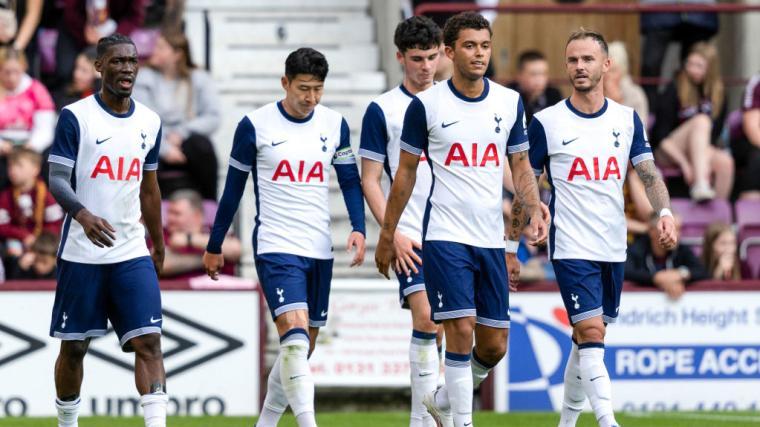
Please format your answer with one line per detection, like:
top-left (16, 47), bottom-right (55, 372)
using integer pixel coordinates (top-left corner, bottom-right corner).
top-left (203, 47), bottom-right (366, 427)
top-left (376, 12), bottom-right (546, 427)
top-left (360, 15), bottom-right (444, 427)
top-left (526, 29), bottom-right (677, 427)
top-left (47, 33), bottom-right (167, 427)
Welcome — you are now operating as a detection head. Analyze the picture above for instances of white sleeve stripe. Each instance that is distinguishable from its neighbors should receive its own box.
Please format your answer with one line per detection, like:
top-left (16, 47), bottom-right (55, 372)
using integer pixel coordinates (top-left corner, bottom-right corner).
top-left (143, 163), bottom-right (158, 171)
top-left (358, 148), bottom-right (386, 162)
top-left (49, 155), bottom-right (75, 167)
top-left (508, 141), bottom-right (530, 154)
top-left (333, 159), bottom-right (356, 165)
top-left (400, 141), bottom-right (422, 156)
top-left (229, 157), bottom-right (252, 172)
top-left (631, 153), bottom-right (654, 166)
top-left (533, 168), bottom-right (543, 176)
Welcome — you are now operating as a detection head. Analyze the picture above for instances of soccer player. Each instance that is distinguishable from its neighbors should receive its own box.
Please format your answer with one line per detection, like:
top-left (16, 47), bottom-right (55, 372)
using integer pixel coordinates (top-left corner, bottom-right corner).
top-left (375, 12), bottom-right (546, 427)
top-left (359, 16), bottom-right (443, 427)
top-left (525, 30), bottom-right (677, 427)
top-left (203, 48), bottom-right (366, 427)
top-left (47, 34), bottom-right (167, 427)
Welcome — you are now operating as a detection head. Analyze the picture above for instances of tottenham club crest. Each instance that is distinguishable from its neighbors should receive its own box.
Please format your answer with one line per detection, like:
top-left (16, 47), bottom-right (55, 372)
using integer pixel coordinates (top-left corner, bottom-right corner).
top-left (612, 129), bottom-right (620, 147)
top-left (494, 114), bottom-right (502, 133)
top-left (140, 131), bottom-right (147, 149)
top-left (320, 134), bottom-right (328, 152)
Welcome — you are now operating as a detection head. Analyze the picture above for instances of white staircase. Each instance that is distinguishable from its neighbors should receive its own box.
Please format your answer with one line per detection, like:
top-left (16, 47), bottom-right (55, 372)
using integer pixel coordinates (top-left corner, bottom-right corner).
top-left (186, 0), bottom-right (385, 280)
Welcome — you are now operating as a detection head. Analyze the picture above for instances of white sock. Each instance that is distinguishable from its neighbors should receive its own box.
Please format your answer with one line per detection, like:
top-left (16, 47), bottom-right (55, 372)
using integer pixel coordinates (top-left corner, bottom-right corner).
top-left (140, 392), bottom-right (168, 427)
top-left (258, 354), bottom-right (287, 427)
top-left (444, 352), bottom-right (473, 427)
top-left (56, 397), bottom-right (80, 427)
top-left (279, 328), bottom-right (317, 427)
top-left (434, 349), bottom-right (495, 413)
top-left (410, 330), bottom-right (439, 427)
top-left (559, 342), bottom-right (584, 427)
top-left (578, 345), bottom-right (617, 427)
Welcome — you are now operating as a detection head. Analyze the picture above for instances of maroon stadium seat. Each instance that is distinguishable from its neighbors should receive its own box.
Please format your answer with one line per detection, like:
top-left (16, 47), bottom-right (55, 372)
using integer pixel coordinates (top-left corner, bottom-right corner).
top-left (671, 198), bottom-right (733, 256)
top-left (736, 199), bottom-right (760, 278)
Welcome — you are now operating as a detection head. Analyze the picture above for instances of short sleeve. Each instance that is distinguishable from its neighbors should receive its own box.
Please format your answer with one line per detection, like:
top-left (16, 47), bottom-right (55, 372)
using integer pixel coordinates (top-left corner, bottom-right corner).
top-left (48, 109), bottom-right (80, 168)
top-left (629, 111), bottom-right (654, 166)
top-left (358, 102), bottom-right (388, 163)
top-left (229, 116), bottom-right (257, 172)
top-left (333, 118), bottom-right (356, 165)
top-left (528, 118), bottom-right (548, 176)
top-left (144, 126), bottom-right (161, 170)
top-left (507, 97), bottom-right (529, 153)
top-left (399, 97), bottom-right (428, 156)
top-left (743, 77), bottom-right (760, 111)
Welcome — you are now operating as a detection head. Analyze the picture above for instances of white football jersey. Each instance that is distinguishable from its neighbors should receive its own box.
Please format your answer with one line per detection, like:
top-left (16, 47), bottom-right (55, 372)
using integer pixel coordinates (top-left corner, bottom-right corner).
top-left (401, 78), bottom-right (528, 249)
top-left (530, 98), bottom-right (653, 262)
top-left (358, 84), bottom-right (433, 243)
top-left (49, 94), bottom-right (161, 264)
top-left (229, 102), bottom-right (353, 259)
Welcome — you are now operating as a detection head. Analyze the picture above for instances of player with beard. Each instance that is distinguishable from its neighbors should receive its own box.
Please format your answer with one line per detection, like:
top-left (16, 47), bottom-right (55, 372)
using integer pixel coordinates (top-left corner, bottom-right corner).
top-left (525, 29), bottom-right (678, 427)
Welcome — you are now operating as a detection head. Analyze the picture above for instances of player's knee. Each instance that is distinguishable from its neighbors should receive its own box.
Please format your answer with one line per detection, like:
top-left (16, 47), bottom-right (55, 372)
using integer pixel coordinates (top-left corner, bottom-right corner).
top-left (446, 318), bottom-right (474, 340)
top-left (575, 323), bottom-right (605, 343)
top-left (476, 342), bottom-right (506, 365)
top-left (131, 334), bottom-right (163, 360)
top-left (61, 340), bottom-right (89, 361)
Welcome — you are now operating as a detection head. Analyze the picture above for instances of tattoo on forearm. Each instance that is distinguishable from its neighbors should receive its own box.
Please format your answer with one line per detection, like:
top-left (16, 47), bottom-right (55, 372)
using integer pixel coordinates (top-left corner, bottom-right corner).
top-left (507, 198), bottom-right (528, 241)
top-left (508, 151), bottom-right (540, 217)
top-left (634, 160), bottom-right (671, 213)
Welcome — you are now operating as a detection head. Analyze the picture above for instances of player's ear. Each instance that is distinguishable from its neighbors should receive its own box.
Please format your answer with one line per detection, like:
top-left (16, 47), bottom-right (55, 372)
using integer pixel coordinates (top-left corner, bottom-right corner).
top-left (396, 51), bottom-right (404, 66)
top-left (281, 75), bottom-right (289, 91)
top-left (444, 44), bottom-right (454, 61)
top-left (94, 58), bottom-right (103, 73)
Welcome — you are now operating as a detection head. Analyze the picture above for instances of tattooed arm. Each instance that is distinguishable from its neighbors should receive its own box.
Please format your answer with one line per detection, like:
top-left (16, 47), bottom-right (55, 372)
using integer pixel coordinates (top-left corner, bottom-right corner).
top-left (634, 159), bottom-right (678, 249)
top-left (508, 150), bottom-right (545, 243)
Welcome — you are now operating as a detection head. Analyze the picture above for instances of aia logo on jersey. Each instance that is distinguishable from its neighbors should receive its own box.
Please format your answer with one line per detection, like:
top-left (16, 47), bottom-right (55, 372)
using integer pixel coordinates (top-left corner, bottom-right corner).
top-left (444, 142), bottom-right (499, 167)
top-left (272, 160), bottom-right (324, 183)
top-left (567, 156), bottom-right (621, 181)
top-left (91, 156), bottom-right (141, 181)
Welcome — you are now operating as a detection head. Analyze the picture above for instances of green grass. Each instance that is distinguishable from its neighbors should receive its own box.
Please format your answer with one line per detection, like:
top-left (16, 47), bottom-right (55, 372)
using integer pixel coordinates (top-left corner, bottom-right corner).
top-left (2, 412), bottom-right (759, 426)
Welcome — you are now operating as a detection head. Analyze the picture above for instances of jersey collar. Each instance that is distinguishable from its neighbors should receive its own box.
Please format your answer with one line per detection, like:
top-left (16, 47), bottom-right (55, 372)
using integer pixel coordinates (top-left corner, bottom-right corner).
top-left (277, 100), bottom-right (314, 123)
top-left (565, 97), bottom-right (608, 119)
top-left (447, 77), bottom-right (489, 103)
top-left (94, 93), bottom-right (135, 118)
top-left (399, 83), bottom-right (414, 98)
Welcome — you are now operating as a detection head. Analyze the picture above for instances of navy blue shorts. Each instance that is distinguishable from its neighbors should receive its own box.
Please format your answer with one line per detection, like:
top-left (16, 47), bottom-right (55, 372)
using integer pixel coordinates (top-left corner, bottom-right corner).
top-left (552, 259), bottom-right (624, 325)
top-left (423, 241), bottom-right (510, 328)
top-left (49, 256), bottom-right (162, 351)
top-left (255, 253), bottom-right (333, 328)
top-left (394, 247), bottom-right (426, 308)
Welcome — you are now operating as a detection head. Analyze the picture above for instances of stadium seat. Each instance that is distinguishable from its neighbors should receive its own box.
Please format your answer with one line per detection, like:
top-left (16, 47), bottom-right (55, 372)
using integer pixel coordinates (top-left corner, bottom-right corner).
top-left (671, 198), bottom-right (733, 255)
top-left (735, 199), bottom-right (760, 278)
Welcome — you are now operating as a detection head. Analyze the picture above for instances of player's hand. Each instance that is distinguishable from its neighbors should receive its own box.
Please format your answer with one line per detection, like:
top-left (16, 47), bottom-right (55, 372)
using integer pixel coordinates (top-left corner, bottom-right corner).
top-left (75, 209), bottom-right (116, 248)
top-left (375, 230), bottom-right (395, 279)
top-left (203, 251), bottom-right (224, 280)
top-left (151, 245), bottom-right (164, 275)
top-left (393, 232), bottom-right (421, 276)
top-left (506, 252), bottom-right (520, 291)
top-left (347, 231), bottom-right (366, 267)
top-left (529, 202), bottom-right (551, 247)
top-left (657, 215), bottom-right (677, 250)
top-left (528, 209), bottom-right (548, 247)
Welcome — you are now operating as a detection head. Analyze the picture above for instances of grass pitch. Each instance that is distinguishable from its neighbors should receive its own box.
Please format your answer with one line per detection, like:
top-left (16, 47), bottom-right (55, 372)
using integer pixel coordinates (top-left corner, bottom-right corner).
top-left (2, 411), bottom-right (759, 426)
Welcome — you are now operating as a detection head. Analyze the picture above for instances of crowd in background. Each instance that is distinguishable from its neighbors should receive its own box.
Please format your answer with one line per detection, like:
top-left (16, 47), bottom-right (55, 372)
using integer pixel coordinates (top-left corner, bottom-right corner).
top-left (0, 0), bottom-right (758, 291)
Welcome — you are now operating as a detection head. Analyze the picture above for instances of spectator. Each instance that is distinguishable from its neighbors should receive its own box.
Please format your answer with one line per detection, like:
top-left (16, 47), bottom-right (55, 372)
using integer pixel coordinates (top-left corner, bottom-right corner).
top-left (162, 190), bottom-right (240, 278)
top-left (625, 213), bottom-right (708, 299)
top-left (606, 41), bottom-right (649, 128)
top-left (0, 0), bottom-right (43, 77)
top-left (5, 228), bottom-right (56, 279)
top-left (53, 46), bottom-right (99, 111)
top-left (730, 73), bottom-right (760, 200)
top-left (508, 50), bottom-right (562, 123)
top-left (640, 0), bottom-right (718, 107)
top-left (651, 42), bottom-right (733, 201)
top-left (133, 31), bottom-right (221, 199)
top-left (701, 222), bottom-right (743, 280)
top-left (0, 47), bottom-right (55, 156)
top-left (54, 0), bottom-right (145, 89)
top-left (0, 147), bottom-right (62, 257)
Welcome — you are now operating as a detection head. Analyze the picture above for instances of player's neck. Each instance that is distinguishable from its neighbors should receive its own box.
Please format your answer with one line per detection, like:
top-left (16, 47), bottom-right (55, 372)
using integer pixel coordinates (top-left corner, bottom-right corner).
top-left (99, 89), bottom-right (131, 114)
top-left (402, 77), bottom-right (432, 95)
top-left (280, 99), bottom-right (310, 120)
top-left (450, 73), bottom-right (484, 99)
top-left (569, 88), bottom-right (605, 115)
